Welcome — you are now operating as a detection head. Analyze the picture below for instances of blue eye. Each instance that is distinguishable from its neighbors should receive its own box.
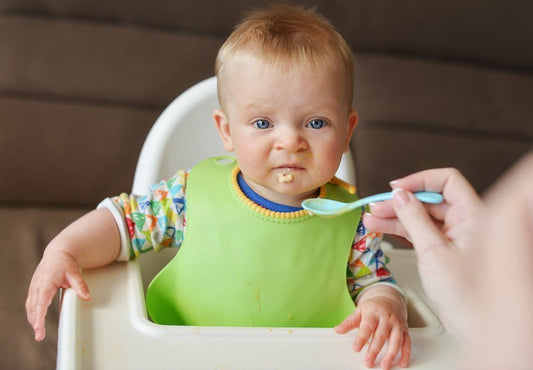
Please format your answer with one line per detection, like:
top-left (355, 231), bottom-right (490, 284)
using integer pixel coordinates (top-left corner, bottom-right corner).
top-left (307, 119), bottom-right (327, 129)
top-left (253, 119), bottom-right (271, 129)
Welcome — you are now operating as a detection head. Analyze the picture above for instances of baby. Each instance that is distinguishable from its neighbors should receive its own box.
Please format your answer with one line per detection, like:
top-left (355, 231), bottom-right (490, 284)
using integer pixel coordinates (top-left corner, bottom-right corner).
top-left (26, 4), bottom-right (410, 369)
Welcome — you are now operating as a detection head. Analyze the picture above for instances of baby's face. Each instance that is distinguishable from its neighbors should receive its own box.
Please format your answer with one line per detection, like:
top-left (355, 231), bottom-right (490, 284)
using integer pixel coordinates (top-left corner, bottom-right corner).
top-left (214, 58), bottom-right (357, 207)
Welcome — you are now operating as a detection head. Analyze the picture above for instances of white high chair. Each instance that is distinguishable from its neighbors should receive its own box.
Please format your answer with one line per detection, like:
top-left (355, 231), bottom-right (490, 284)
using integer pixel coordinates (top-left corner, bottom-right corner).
top-left (57, 77), bottom-right (459, 369)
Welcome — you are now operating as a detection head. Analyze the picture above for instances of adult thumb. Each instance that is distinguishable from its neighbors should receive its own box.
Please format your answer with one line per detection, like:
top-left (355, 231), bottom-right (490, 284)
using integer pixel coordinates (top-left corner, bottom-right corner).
top-left (391, 188), bottom-right (447, 255)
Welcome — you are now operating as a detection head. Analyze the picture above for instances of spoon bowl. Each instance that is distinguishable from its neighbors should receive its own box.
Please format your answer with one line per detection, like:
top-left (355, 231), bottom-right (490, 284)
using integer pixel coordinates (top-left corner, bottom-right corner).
top-left (301, 191), bottom-right (443, 217)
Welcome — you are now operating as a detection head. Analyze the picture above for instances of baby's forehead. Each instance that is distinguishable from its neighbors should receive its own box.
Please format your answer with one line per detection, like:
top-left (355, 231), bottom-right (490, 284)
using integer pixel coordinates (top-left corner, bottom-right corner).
top-left (222, 56), bottom-right (351, 92)
top-left (226, 73), bottom-right (351, 116)
top-left (218, 53), bottom-right (353, 110)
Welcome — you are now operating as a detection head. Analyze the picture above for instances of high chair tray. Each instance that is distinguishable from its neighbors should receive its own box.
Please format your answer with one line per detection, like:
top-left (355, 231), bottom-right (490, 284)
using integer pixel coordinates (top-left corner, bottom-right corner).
top-left (57, 243), bottom-right (460, 369)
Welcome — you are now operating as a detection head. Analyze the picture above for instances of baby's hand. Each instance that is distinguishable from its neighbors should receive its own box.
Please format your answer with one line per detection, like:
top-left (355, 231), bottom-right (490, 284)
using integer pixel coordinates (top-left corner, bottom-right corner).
top-left (25, 250), bottom-right (91, 341)
top-left (335, 286), bottom-right (410, 369)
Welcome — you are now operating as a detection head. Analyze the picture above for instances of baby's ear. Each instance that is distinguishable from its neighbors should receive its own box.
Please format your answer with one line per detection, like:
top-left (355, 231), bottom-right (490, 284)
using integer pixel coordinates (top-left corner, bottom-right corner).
top-left (344, 109), bottom-right (358, 152)
top-left (213, 109), bottom-right (234, 152)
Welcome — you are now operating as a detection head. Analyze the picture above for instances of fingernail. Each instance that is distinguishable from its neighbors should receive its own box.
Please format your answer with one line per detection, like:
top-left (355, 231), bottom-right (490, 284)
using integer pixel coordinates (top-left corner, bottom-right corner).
top-left (389, 179), bottom-right (399, 187)
top-left (392, 188), bottom-right (409, 206)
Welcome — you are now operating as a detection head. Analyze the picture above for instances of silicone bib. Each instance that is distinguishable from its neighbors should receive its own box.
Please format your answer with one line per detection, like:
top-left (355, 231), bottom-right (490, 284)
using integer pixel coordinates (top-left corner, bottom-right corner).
top-left (146, 157), bottom-right (362, 327)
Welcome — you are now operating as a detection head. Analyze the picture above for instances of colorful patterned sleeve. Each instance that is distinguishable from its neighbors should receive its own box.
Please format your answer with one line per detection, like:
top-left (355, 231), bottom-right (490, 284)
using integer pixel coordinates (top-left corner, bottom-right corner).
top-left (101, 170), bottom-right (188, 260)
top-left (346, 208), bottom-right (402, 302)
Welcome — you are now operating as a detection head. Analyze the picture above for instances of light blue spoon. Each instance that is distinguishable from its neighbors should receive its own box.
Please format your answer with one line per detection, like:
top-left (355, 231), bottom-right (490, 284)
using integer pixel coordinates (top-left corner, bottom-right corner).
top-left (301, 191), bottom-right (443, 217)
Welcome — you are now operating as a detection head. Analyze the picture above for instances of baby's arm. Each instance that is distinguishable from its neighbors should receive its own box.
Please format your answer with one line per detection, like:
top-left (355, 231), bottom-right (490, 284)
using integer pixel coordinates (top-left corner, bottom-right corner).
top-left (336, 285), bottom-right (410, 370)
top-left (337, 213), bottom-right (410, 369)
top-left (26, 208), bottom-right (120, 341)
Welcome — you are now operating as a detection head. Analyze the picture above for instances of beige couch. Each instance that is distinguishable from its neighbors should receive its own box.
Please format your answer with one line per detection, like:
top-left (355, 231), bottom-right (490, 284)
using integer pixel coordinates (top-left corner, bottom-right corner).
top-left (1, 1), bottom-right (532, 368)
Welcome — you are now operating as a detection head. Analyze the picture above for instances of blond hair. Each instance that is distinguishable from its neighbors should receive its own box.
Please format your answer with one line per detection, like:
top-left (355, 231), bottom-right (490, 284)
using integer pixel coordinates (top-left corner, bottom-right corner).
top-left (215, 4), bottom-right (354, 109)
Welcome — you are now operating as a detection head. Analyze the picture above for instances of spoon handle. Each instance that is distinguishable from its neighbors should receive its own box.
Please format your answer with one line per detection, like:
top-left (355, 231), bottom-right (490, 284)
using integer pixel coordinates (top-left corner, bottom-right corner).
top-left (355, 191), bottom-right (443, 209)
top-left (411, 191), bottom-right (444, 204)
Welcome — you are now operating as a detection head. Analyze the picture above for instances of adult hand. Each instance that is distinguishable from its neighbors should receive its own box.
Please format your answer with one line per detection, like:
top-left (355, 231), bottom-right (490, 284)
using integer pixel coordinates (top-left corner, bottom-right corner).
top-left (363, 168), bottom-right (484, 337)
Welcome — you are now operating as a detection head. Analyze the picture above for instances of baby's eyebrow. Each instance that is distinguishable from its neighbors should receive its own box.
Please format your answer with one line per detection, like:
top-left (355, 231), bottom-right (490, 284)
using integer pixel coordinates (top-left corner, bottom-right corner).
top-left (243, 101), bottom-right (274, 112)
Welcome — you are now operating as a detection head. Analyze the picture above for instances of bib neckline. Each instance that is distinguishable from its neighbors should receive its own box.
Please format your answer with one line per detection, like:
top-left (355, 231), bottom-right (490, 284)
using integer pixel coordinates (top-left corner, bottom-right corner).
top-left (230, 166), bottom-right (325, 219)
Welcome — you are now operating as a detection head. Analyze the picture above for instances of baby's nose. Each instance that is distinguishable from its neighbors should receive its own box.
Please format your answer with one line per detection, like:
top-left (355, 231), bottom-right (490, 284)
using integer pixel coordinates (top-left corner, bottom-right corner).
top-left (274, 128), bottom-right (308, 152)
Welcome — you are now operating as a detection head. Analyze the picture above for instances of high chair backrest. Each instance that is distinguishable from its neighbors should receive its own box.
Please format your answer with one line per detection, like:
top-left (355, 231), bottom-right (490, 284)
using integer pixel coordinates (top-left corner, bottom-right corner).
top-left (132, 76), bottom-right (356, 196)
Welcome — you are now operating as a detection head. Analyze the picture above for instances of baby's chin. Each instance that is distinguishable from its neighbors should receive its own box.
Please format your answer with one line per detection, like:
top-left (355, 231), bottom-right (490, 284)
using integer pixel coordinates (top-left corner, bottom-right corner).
top-left (270, 182), bottom-right (321, 203)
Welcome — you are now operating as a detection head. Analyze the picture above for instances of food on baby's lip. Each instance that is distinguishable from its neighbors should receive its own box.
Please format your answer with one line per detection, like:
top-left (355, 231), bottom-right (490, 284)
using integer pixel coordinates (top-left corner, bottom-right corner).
top-left (278, 168), bottom-right (294, 183)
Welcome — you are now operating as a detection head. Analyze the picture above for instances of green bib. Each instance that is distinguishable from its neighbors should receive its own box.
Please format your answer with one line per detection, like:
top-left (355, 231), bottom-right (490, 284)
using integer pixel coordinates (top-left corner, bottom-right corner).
top-left (146, 157), bottom-right (362, 327)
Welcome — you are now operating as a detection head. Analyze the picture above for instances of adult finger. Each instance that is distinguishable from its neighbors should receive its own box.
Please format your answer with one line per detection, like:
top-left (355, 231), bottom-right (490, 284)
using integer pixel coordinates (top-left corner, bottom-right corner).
top-left (368, 200), bottom-right (396, 218)
top-left (362, 212), bottom-right (409, 240)
top-left (392, 188), bottom-right (448, 255)
top-left (370, 198), bottom-right (449, 222)
top-left (391, 168), bottom-right (467, 194)
top-left (391, 168), bottom-right (480, 213)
